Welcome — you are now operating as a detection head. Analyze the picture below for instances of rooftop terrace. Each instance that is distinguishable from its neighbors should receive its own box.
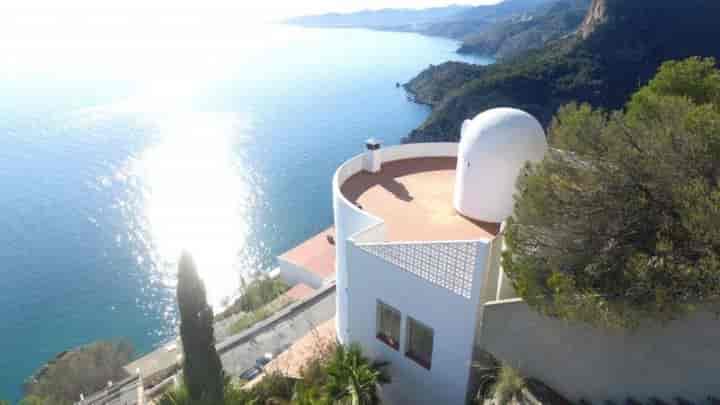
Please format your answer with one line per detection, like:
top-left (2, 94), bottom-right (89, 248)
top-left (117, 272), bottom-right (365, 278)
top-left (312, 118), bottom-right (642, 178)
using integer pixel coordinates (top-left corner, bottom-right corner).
top-left (341, 157), bottom-right (499, 242)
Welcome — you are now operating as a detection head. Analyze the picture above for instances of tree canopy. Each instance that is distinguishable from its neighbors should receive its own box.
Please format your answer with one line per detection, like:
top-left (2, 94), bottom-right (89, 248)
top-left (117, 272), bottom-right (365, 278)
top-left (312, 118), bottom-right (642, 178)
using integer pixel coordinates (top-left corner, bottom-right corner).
top-left (503, 57), bottom-right (720, 327)
top-left (177, 252), bottom-right (225, 403)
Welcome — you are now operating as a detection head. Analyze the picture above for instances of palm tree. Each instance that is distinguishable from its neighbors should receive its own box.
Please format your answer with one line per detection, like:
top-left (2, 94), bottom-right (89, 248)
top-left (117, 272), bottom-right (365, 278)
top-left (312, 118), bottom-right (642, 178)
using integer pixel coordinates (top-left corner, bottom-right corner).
top-left (324, 344), bottom-right (390, 405)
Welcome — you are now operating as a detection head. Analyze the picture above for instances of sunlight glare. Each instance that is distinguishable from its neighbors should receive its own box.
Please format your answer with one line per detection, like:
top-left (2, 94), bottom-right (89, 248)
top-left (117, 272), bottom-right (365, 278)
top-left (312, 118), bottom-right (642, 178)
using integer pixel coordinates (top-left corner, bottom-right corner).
top-left (129, 111), bottom-right (253, 308)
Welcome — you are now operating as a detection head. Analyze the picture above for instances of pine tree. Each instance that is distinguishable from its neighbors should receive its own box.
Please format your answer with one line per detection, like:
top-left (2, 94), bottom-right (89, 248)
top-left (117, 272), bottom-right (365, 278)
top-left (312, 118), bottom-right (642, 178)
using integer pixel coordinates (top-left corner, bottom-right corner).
top-left (504, 57), bottom-right (720, 328)
top-left (177, 252), bottom-right (224, 403)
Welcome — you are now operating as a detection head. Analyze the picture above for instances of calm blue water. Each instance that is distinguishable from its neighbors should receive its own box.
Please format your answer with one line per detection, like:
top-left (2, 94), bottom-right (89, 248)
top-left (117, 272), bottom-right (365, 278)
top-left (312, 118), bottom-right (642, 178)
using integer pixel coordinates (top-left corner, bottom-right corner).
top-left (0, 24), bottom-right (491, 401)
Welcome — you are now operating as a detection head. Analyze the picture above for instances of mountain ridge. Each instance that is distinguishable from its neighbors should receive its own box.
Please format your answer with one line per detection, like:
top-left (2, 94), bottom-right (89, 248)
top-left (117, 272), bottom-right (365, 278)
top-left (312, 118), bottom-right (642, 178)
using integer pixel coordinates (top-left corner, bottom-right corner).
top-left (457, 0), bottom-right (591, 59)
top-left (284, 5), bottom-right (475, 31)
top-left (287, 0), bottom-right (591, 59)
top-left (287, 0), bottom-right (557, 38)
top-left (403, 0), bottom-right (720, 143)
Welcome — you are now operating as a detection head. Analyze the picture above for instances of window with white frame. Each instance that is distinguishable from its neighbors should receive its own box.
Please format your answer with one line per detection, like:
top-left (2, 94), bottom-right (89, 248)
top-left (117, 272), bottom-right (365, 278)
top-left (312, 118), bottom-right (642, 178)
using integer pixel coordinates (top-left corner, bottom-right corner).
top-left (376, 301), bottom-right (401, 350)
top-left (406, 317), bottom-right (434, 369)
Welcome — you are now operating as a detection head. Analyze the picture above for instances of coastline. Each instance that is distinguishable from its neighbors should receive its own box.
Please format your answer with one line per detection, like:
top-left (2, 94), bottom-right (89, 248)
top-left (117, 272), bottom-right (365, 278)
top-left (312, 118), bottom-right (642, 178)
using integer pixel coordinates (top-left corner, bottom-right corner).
top-left (0, 25), bottom-right (484, 401)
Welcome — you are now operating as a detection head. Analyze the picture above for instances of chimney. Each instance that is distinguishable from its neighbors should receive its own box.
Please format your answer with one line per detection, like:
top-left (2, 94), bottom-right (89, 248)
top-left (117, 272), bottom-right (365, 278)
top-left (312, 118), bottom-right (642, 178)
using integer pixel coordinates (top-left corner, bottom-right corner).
top-left (364, 138), bottom-right (382, 173)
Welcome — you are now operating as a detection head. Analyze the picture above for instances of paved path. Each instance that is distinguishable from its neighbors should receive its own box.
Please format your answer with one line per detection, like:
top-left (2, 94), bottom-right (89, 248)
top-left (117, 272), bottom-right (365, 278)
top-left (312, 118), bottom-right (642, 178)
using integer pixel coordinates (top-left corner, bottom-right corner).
top-left (220, 290), bottom-right (336, 376)
top-left (125, 287), bottom-right (336, 384)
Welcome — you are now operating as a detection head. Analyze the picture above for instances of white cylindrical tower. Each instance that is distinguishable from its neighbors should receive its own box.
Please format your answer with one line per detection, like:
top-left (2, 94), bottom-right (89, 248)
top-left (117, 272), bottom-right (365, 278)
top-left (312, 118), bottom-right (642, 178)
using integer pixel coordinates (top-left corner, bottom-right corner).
top-left (454, 108), bottom-right (547, 223)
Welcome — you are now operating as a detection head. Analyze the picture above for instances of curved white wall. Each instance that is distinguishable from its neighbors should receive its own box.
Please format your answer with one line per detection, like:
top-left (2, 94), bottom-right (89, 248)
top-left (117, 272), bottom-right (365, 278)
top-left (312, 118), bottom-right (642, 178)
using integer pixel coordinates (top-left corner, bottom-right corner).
top-left (332, 143), bottom-right (458, 343)
top-left (454, 108), bottom-right (547, 223)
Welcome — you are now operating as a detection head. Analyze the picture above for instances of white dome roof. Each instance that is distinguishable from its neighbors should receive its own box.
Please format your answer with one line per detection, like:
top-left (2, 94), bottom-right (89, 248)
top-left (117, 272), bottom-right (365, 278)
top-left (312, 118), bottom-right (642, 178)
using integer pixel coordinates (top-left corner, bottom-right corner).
top-left (454, 108), bottom-right (547, 223)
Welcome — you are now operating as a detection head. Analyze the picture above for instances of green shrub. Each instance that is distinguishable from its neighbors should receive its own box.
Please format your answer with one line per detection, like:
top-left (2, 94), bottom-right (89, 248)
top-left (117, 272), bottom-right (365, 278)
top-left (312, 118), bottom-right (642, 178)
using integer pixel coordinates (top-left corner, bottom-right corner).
top-left (247, 371), bottom-right (296, 404)
top-left (157, 378), bottom-right (259, 405)
top-left (17, 397), bottom-right (50, 405)
top-left (228, 297), bottom-right (294, 335)
top-left (492, 365), bottom-right (526, 404)
top-left (157, 383), bottom-right (192, 405)
top-left (156, 344), bottom-right (386, 405)
top-left (218, 277), bottom-right (289, 321)
top-left (325, 343), bottom-right (390, 405)
top-left (223, 379), bottom-right (258, 405)
top-left (472, 350), bottom-right (502, 402)
top-left (291, 382), bottom-right (330, 405)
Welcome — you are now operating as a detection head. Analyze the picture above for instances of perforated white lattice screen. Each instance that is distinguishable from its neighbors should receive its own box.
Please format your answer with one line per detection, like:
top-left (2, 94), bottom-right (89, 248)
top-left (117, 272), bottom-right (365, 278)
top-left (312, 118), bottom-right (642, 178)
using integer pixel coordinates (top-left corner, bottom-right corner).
top-left (356, 242), bottom-right (479, 299)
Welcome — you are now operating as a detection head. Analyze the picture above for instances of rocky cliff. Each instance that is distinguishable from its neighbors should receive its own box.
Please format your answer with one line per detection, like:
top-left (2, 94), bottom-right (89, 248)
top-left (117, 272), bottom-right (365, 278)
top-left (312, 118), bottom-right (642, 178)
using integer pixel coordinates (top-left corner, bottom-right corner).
top-left (458, 0), bottom-right (591, 60)
top-left (579, 0), bottom-right (607, 39)
top-left (404, 62), bottom-right (488, 106)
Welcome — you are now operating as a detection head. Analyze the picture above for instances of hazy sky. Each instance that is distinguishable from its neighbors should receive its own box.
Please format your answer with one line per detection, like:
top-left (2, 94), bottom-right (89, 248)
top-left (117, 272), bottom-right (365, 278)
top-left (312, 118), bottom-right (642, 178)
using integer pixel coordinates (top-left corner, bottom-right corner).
top-left (3, 0), bottom-right (502, 22)
top-left (0, 1), bottom-right (503, 47)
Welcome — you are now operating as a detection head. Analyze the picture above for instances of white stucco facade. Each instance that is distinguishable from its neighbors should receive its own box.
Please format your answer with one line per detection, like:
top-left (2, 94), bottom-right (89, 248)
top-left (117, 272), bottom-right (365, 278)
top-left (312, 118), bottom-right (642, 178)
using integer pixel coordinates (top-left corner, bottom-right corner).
top-left (331, 141), bottom-right (506, 404)
top-left (329, 109), bottom-right (549, 404)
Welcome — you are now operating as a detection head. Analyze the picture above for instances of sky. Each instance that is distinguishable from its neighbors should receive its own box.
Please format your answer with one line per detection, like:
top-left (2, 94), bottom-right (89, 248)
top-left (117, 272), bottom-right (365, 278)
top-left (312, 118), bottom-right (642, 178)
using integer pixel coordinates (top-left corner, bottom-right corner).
top-left (0, 0), bottom-right (502, 77)
top-left (0, 0), bottom-right (502, 52)
top-left (1, 0), bottom-right (502, 25)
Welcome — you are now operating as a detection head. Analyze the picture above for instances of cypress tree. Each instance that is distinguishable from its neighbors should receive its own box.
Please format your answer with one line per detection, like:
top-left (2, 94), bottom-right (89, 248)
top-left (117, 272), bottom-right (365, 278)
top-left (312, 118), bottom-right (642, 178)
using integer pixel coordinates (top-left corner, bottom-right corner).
top-left (177, 252), bottom-right (224, 403)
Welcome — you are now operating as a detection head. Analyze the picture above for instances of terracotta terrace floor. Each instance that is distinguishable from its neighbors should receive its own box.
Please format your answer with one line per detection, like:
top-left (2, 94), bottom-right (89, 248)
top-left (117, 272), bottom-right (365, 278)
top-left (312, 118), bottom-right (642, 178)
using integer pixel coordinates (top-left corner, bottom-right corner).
top-left (279, 227), bottom-right (336, 280)
top-left (341, 157), bottom-right (499, 242)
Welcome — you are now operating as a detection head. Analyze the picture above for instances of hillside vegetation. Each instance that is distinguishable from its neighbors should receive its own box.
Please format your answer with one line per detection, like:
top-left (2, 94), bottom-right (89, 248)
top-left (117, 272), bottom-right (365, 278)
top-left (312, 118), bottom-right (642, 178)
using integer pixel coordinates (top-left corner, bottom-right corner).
top-left (22, 341), bottom-right (133, 405)
top-left (289, 0), bottom-right (590, 59)
top-left (404, 0), bottom-right (720, 143)
top-left (505, 57), bottom-right (720, 327)
top-left (458, 0), bottom-right (591, 59)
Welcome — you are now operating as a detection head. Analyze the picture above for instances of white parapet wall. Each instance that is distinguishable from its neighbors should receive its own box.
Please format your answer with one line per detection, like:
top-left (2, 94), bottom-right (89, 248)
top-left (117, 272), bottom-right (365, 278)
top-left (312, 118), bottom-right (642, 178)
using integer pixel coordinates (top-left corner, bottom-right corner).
top-left (332, 143), bottom-right (459, 344)
top-left (277, 257), bottom-right (325, 289)
top-left (479, 299), bottom-right (720, 403)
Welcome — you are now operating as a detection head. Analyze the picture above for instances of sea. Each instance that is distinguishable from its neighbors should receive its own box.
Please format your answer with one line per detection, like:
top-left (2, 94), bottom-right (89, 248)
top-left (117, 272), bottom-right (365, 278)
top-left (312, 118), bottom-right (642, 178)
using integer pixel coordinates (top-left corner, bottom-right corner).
top-left (0, 23), bottom-right (492, 401)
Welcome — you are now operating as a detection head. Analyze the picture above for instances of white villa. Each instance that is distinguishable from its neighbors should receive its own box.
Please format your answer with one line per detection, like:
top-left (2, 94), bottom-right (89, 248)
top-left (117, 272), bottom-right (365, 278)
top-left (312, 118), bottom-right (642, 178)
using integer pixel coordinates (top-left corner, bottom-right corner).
top-left (331, 108), bottom-right (546, 405)
top-left (278, 107), bottom-right (720, 404)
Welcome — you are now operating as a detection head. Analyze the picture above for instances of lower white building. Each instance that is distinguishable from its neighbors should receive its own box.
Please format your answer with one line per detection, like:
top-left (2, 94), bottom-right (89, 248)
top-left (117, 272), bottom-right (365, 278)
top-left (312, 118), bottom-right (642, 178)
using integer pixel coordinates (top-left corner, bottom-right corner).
top-left (331, 108), bottom-right (547, 405)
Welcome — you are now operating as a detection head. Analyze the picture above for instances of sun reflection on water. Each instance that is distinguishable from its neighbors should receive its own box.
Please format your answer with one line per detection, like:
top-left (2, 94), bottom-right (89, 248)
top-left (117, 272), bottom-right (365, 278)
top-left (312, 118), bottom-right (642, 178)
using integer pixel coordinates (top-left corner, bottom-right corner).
top-left (121, 111), bottom-right (257, 309)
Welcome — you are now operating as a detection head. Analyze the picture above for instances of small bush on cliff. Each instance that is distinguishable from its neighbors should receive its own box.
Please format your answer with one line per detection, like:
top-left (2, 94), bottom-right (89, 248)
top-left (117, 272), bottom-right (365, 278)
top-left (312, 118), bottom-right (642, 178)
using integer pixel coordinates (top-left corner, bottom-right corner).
top-left (22, 340), bottom-right (133, 405)
top-left (504, 57), bottom-right (720, 327)
top-left (217, 276), bottom-right (289, 321)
